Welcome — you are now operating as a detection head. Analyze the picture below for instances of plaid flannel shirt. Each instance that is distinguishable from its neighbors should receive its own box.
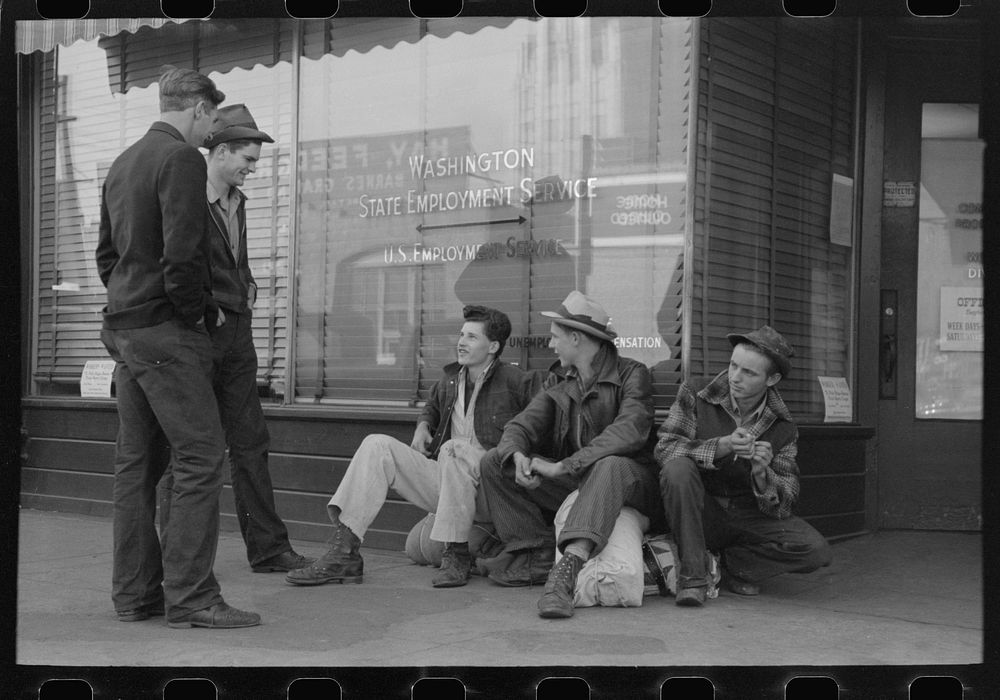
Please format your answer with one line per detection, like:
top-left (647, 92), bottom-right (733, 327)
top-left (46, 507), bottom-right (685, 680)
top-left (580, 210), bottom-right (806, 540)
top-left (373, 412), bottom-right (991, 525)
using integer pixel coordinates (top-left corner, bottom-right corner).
top-left (654, 370), bottom-right (800, 519)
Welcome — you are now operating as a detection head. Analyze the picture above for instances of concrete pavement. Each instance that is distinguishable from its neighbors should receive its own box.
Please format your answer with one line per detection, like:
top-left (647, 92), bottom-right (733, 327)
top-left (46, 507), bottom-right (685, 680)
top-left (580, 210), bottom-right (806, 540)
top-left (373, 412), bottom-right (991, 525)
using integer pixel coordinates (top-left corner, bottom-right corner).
top-left (10, 507), bottom-right (988, 698)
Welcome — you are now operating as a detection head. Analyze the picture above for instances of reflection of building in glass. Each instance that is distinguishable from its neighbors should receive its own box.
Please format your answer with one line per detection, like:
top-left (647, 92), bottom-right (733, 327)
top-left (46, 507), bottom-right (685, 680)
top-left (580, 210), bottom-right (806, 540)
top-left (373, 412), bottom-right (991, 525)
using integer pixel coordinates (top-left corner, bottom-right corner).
top-left (21, 16), bottom-right (862, 423)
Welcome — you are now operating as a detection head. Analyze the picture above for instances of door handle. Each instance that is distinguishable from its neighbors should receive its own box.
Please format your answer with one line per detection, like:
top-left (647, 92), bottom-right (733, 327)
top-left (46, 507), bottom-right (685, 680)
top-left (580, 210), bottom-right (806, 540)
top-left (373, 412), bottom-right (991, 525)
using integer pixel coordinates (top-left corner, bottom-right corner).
top-left (879, 290), bottom-right (898, 399)
top-left (880, 332), bottom-right (896, 384)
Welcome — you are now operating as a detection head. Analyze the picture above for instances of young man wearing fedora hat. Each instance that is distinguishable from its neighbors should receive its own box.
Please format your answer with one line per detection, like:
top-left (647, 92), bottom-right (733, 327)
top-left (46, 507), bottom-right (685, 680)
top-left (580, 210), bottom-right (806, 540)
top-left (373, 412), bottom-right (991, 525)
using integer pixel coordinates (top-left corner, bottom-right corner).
top-left (478, 291), bottom-right (664, 619)
top-left (158, 104), bottom-right (314, 576)
top-left (656, 326), bottom-right (832, 606)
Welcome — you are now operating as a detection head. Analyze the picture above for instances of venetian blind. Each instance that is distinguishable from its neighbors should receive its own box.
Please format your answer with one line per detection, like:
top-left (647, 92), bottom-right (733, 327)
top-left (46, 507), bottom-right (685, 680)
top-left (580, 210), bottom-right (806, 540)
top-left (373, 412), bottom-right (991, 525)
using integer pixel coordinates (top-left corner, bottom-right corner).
top-left (691, 18), bottom-right (857, 420)
top-left (32, 47), bottom-right (157, 391)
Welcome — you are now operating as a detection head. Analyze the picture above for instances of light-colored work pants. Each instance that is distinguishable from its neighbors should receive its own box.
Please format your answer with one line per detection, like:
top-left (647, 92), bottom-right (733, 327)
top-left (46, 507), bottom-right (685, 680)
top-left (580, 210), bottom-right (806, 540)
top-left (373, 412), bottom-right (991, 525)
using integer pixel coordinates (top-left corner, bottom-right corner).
top-left (328, 434), bottom-right (489, 543)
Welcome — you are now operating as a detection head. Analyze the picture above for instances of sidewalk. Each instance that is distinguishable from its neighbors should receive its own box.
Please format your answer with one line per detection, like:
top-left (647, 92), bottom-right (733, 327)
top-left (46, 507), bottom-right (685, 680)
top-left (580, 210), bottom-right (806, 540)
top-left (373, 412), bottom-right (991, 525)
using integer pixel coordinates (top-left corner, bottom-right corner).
top-left (12, 507), bottom-right (985, 693)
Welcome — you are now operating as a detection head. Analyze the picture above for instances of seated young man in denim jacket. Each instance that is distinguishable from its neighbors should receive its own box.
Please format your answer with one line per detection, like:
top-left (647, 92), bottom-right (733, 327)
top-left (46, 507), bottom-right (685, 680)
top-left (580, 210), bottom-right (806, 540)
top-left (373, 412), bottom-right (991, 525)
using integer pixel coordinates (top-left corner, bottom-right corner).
top-left (286, 305), bottom-right (542, 589)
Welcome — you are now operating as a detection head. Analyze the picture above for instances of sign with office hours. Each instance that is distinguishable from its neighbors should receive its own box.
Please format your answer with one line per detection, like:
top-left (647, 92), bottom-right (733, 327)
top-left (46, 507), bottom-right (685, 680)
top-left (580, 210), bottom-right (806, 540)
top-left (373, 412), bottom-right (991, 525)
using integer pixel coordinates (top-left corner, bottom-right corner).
top-left (80, 360), bottom-right (115, 398)
top-left (817, 376), bottom-right (853, 423)
top-left (939, 286), bottom-right (984, 352)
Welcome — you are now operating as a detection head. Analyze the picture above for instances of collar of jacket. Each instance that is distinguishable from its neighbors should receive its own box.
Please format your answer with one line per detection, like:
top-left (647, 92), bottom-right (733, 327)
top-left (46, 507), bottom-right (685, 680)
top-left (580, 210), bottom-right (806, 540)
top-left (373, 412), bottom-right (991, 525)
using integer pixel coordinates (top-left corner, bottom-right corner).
top-left (697, 369), bottom-right (794, 423)
top-left (208, 181), bottom-right (247, 208)
top-left (149, 121), bottom-right (185, 142)
top-left (564, 344), bottom-right (622, 387)
top-left (441, 358), bottom-right (503, 381)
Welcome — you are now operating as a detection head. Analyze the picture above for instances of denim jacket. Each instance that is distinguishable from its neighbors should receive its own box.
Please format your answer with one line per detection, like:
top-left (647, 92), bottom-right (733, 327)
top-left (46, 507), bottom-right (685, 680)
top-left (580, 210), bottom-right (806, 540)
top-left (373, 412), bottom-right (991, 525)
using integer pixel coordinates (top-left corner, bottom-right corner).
top-left (496, 345), bottom-right (657, 476)
top-left (418, 360), bottom-right (544, 459)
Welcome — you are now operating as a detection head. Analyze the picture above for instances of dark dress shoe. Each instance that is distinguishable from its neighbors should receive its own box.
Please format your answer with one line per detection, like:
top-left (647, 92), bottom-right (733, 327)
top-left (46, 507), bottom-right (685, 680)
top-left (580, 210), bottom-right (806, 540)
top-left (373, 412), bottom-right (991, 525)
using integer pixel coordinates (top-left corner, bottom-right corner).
top-left (675, 586), bottom-right (707, 607)
top-left (167, 602), bottom-right (261, 629)
top-left (117, 601), bottom-right (165, 622)
top-left (252, 550), bottom-right (316, 572)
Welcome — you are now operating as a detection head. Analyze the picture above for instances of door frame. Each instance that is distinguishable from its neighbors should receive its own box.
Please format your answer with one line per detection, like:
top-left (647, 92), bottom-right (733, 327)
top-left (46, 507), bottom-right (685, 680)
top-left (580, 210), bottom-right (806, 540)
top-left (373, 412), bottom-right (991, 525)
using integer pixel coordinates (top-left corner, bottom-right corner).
top-left (860, 18), bottom-right (983, 532)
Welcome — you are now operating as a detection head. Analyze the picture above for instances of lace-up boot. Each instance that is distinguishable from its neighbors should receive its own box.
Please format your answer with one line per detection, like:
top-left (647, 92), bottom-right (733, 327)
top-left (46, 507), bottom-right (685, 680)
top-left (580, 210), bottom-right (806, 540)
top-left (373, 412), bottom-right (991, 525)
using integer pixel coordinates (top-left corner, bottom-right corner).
top-left (431, 542), bottom-right (472, 588)
top-left (285, 522), bottom-right (363, 586)
top-left (537, 552), bottom-right (584, 619)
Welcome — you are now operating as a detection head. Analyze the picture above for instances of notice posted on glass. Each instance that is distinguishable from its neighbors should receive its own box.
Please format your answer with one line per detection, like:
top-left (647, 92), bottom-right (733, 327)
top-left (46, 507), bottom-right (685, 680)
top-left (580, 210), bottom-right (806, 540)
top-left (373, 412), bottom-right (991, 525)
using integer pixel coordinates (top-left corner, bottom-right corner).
top-left (817, 376), bottom-right (853, 423)
top-left (939, 286), bottom-right (983, 352)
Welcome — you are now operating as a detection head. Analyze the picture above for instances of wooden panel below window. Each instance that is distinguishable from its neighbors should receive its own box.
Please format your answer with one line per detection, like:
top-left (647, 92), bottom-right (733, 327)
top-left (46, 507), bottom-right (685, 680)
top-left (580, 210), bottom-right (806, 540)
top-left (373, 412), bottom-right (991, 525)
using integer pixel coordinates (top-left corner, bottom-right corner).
top-left (20, 403), bottom-right (874, 547)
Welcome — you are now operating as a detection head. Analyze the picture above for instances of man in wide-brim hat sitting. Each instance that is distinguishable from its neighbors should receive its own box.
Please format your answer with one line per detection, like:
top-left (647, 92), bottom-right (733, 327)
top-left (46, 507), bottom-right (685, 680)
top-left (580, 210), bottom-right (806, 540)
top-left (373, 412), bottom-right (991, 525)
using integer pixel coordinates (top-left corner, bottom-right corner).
top-left (478, 290), bottom-right (664, 619)
top-left (656, 325), bottom-right (832, 607)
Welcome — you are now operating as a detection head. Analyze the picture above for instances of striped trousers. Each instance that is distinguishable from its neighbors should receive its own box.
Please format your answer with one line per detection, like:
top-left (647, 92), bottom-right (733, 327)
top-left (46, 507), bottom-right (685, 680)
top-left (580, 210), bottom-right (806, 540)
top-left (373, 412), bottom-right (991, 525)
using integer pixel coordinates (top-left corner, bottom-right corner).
top-left (479, 448), bottom-right (663, 557)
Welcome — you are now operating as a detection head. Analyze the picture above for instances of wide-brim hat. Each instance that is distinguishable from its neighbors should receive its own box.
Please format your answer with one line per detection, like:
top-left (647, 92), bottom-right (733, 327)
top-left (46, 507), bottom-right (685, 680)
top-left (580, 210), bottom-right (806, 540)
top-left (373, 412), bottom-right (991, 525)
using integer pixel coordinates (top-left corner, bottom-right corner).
top-left (541, 290), bottom-right (617, 342)
top-left (727, 325), bottom-right (793, 377)
top-left (203, 103), bottom-right (274, 149)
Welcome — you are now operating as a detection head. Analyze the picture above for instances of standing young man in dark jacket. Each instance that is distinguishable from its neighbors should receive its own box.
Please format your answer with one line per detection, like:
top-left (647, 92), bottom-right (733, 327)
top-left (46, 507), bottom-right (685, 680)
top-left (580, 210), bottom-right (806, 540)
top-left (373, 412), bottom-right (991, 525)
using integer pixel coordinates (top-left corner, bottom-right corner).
top-left (158, 105), bottom-right (313, 575)
top-left (479, 291), bottom-right (663, 619)
top-left (96, 66), bottom-right (260, 628)
top-left (656, 326), bottom-right (831, 607)
top-left (286, 305), bottom-right (542, 589)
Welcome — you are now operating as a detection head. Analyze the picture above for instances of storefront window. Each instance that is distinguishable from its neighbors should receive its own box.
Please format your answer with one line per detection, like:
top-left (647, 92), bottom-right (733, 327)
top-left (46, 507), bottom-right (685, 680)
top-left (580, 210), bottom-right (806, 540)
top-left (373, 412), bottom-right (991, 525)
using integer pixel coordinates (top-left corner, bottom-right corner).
top-left (23, 17), bottom-right (857, 421)
top-left (292, 17), bottom-right (691, 406)
top-left (915, 103), bottom-right (983, 420)
top-left (31, 41), bottom-right (158, 396)
top-left (27, 26), bottom-right (292, 399)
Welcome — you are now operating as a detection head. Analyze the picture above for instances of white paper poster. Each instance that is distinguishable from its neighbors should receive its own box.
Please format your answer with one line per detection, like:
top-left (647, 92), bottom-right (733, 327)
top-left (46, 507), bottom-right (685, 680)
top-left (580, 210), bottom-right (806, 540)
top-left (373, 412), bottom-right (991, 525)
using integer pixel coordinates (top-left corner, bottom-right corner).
top-left (817, 376), bottom-right (852, 423)
top-left (80, 360), bottom-right (116, 398)
top-left (830, 174), bottom-right (853, 246)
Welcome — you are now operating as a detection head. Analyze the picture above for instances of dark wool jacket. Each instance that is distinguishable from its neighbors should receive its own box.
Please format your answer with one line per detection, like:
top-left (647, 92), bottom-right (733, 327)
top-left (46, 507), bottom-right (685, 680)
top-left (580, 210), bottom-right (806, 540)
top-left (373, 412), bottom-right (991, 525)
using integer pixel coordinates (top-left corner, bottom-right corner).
top-left (496, 345), bottom-right (657, 476)
top-left (654, 371), bottom-right (800, 519)
top-left (418, 360), bottom-right (544, 460)
top-left (207, 185), bottom-right (257, 313)
top-left (96, 122), bottom-right (217, 330)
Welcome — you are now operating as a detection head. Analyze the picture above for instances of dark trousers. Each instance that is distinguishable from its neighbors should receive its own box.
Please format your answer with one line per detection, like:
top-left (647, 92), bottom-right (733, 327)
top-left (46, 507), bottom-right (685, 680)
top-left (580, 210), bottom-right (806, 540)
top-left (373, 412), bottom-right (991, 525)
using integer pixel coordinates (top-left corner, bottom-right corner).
top-left (101, 320), bottom-right (226, 620)
top-left (480, 448), bottom-right (662, 557)
top-left (659, 456), bottom-right (832, 588)
top-left (160, 308), bottom-right (290, 566)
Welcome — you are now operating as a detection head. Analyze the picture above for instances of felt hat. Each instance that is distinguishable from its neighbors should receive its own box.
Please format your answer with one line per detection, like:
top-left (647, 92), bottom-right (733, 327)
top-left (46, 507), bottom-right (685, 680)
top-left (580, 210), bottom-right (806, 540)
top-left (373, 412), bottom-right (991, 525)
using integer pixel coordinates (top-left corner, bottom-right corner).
top-left (726, 325), bottom-right (794, 377)
top-left (203, 104), bottom-right (274, 149)
top-left (541, 290), bottom-right (617, 342)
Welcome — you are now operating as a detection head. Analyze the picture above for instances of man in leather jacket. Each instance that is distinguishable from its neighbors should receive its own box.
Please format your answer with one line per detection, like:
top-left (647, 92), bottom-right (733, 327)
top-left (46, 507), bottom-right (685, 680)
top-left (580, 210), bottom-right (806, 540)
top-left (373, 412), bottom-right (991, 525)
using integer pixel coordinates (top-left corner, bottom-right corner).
top-left (286, 305), bottom-right (542, 589)
top-left (478, 291), bottom-right (663, 619)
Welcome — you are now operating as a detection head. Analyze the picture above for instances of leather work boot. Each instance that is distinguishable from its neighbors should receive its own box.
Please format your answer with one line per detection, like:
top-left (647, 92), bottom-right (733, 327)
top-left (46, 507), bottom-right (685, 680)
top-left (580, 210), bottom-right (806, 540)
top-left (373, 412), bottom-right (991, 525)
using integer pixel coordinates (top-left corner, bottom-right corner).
top-left (285, 523), bottom-right (363, 586)
top-left (485, 547), bottom-right (555, 587)
top-left (675, 586), bottom-right (707, 607)
top-left (537, 553), bottom-right (584, 619)
top-left (431, 542), bottom-right (472, 588)
top-left (722, 571), bottom-right (761, 596)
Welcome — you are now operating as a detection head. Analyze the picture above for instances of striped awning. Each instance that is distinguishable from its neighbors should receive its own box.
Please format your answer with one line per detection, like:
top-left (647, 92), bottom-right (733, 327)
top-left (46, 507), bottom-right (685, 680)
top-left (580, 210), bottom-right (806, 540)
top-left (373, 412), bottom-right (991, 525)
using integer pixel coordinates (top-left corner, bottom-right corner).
top-left (14, 18), bottom-right (190, 54)
top-left (16, 17), bottom-right (531, 93)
